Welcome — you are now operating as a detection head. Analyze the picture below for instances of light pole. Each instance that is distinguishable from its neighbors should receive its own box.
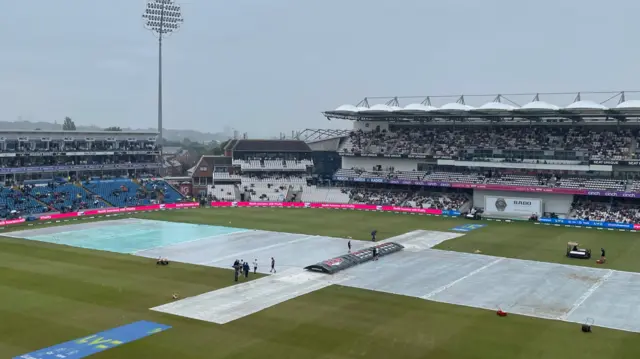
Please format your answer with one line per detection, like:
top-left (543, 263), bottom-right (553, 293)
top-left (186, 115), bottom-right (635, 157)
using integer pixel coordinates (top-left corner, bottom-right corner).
top-left (142, 0), bottom-right (184, 154)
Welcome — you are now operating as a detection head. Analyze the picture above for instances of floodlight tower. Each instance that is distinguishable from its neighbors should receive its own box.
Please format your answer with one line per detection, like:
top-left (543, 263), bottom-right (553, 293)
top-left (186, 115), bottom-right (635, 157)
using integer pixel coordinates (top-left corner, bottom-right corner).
top-left (142, 0), bottom-right (184, 153)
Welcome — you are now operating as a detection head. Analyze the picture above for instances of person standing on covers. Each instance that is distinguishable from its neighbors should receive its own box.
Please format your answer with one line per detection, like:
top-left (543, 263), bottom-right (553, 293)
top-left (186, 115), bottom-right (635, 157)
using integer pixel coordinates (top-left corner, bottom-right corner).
top-left (232, 259), bottom-right (241, 282)
top-left (243, 261), bottom-right (250, 278)
top-left (270, 257), bottom-right (276, 273)
top-left (253, 258), bottom-right (258, 274)
top-left (348, 240), bottom-right (352, 253)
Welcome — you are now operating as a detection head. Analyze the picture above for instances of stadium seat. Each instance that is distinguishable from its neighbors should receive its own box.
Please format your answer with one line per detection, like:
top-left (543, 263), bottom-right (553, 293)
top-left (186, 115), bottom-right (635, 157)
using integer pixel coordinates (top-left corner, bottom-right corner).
top-left (83, 179), bottom-right (185, 207)
top-left (141, 180), bottom-right (184, 204)
top-left (82, 180), bottom-right (148, 207)
top-left (341, 127), bottom-right (638, 161)
top-left (27, 183), bottom-right (105, 211)
top-left (0, 187), bottom-right (49, 215)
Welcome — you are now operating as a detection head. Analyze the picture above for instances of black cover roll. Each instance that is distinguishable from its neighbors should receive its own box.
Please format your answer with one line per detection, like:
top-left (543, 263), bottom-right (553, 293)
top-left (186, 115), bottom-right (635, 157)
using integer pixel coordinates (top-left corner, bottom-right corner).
top-left (305, 242), bottom-right (404, 274)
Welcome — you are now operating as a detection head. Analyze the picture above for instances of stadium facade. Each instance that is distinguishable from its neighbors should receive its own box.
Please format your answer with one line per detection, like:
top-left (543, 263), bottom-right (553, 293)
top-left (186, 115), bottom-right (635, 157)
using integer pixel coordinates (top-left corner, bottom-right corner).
top-left (0, 129), bottom-right (195, 219)
top-left (0, 129), bottom-right (161, 182)
top-left (5, 90), bottom-right (640, 229)
top-left (185, 91), bottom-right (640, 227)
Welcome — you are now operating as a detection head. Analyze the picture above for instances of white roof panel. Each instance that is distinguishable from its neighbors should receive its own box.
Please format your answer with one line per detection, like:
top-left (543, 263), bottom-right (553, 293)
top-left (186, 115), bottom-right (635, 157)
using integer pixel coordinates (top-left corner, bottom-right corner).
top-left (360, 104), bottom-right (393, 113)
top-left (399, 103), bottom-right (439, 112)
top-left (519, 101), bottom-right (560, 111)
top-left (565, 100), bottom-right (608, 110)
top-left (333, 104), bottom-right (358, 113)
top-left (616, 100), bottom-right (640, 110)
top-left (477, 102), bottom-right (518, 111)
top-left (437, 103), bottom-right (474, 111)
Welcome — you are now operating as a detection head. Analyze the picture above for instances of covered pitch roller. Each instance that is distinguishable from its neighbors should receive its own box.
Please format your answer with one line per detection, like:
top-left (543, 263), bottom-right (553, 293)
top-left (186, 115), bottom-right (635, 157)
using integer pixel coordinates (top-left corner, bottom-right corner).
top-left (304, 242), bottom-right (404, 274)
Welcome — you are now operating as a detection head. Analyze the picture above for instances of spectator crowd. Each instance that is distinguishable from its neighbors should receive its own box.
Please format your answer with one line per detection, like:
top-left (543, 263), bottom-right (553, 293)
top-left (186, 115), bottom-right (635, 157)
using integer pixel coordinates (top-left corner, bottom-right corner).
top-left (570, 198), bottom-right (640, 224)
top-left (342, 127), bottom-right (638, 160)
top-left (348, 188), bottom-right (468, 210)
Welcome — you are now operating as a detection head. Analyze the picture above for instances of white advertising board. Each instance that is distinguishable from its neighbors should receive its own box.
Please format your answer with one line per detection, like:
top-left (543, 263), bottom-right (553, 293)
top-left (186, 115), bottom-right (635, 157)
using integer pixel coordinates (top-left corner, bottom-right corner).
top-left (484, 196), bottom-right (542, 216)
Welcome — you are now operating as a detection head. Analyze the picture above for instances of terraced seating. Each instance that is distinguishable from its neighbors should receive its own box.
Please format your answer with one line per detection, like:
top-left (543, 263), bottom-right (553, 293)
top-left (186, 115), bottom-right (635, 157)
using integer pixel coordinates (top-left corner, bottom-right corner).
top-left (82, 179), bottom-right (147, 207)
top-left (28, 183), bottom-right (105, 211)
top-left (141, 180), bottom-right (184, 203)
top-left (0, 187), bottom-right (48, 215)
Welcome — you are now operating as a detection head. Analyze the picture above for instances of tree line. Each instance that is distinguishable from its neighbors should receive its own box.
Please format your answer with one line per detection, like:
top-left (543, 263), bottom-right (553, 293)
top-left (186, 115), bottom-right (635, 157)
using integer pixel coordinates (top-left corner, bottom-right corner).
top-left (62, 117), bottom-right (121, 132)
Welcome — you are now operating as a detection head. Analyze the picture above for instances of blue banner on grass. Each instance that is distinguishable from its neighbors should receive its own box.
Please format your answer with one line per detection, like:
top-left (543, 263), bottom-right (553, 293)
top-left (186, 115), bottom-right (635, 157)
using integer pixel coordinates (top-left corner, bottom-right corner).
top-left (538, 218), bottom-right (636, 230)
top-left (14, 320), bottom-right (171, 359)
top-left (450, 224), bottom-right (486, 232)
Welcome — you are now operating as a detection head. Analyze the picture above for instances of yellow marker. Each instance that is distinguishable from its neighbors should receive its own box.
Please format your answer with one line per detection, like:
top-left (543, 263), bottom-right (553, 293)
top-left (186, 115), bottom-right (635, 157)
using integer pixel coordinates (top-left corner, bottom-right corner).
top-left (89, 337), bottom-right (113, 346)
top-left (76, 335), bottom-right (97, 344)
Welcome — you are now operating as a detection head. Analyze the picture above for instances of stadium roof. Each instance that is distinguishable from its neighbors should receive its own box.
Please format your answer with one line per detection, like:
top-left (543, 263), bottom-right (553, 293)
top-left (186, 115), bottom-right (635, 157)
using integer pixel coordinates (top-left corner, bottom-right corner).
top-left (323, 91), bottom-right (640, 122)
top-left (232, 139), bottom-right (311, 152)
top-left (295, 129), bottom-right (351, 143)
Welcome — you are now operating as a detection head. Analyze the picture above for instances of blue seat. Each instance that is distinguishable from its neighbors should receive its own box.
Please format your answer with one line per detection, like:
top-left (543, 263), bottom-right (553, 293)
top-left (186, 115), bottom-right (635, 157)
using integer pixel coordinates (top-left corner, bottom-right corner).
top-left (83, 179), bottom-right (185, 207)
top-left (142, 180), bottom-right (184, 203)
top-left (28, 184), bottom-right (104, 211)
top-left (83, 180), bottom-right (149, 207)
top-left (0, 187), bottom-right (48, 215)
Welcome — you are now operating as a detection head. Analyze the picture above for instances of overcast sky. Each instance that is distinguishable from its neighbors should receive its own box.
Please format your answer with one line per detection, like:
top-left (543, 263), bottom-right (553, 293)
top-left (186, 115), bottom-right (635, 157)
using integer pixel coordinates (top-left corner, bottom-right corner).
top-left (1, 0), bottom-right (639, 137)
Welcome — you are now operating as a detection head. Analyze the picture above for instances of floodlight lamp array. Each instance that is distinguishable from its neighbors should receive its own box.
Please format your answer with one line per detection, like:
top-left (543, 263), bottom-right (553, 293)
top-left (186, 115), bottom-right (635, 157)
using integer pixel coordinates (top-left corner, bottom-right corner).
top-left (143, 0), bottom-right (183, 35)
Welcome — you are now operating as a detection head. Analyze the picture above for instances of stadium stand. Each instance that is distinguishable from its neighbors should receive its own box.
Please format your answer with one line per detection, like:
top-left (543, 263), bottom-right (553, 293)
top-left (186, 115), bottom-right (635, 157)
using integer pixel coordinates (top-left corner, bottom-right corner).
top-left (8, 94), bottom-right (640, 227)
top-left (205, 140), bottom-right (314, 202)
top-left (241, 174), bottom-right (305, 202)
top-left (301, 186), bottom-right (350, 203)
top-left (319, 91), bottom-right (640, 223)
top-left (139, 178), bottom-right (184, 203)
top-left (348, 188), bottom-right (469, 210)
top-left (211, 184), bottom-right (238, 201)
top-left (334, 169), bottom-right (631, 192)
top-left (570, 198), bottom-right (640, 223)
top-left (0, 129), bottom-right (192, 219)
top-left (233, 159), bottom-right (312, 171)
top-left (337, 126), bottom-right (640, 160)
top-left (82, 180), bottom-right (148, 207)
top-left (82, 178), bottom-right (185, 207)
top-left (0, 187), bottom-right (49, 216)
top-left (27, 182), bottom-right (106, 212)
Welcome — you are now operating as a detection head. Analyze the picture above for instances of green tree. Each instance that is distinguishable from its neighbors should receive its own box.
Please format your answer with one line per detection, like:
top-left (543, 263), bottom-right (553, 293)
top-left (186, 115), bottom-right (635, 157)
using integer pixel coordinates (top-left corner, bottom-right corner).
top-left (62, 117), bottom-right (76, 131)
top-left (104, 126), bottom-right (122, 131)
top-left (211, 140), bottom-right (228, 155)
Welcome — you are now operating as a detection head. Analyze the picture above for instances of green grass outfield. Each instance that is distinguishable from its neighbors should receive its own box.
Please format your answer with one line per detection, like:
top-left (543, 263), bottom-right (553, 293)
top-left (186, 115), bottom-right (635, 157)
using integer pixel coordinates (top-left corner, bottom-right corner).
top-left (0, 207), bottom-right (638, 359)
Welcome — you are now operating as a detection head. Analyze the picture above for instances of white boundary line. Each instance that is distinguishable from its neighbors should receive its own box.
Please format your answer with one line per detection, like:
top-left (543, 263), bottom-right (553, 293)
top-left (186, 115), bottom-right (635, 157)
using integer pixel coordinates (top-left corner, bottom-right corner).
top-left (421, 258), bottom-right (504, 299)
top-left (559, 269), bottom-right (614, 320)
top-left (197, 235), bottom-right (316, 266)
